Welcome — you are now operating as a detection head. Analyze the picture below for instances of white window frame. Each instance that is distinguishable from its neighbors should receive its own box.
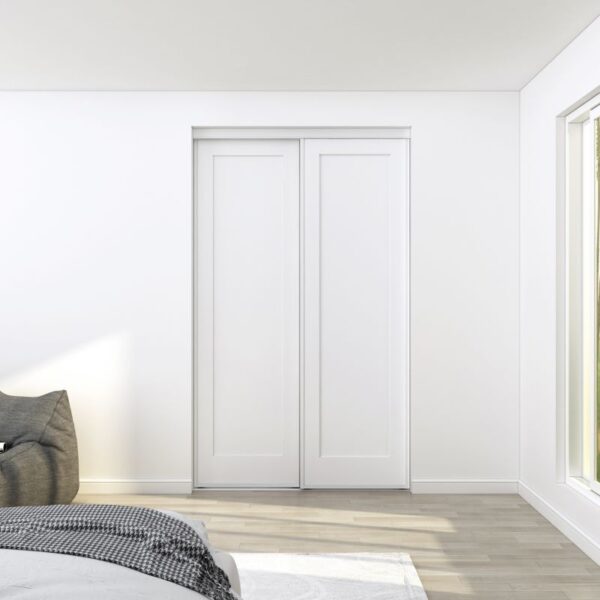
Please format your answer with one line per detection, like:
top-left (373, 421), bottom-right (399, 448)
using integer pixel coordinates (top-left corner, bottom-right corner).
top-left (564, 95), bottom-right (600, 496)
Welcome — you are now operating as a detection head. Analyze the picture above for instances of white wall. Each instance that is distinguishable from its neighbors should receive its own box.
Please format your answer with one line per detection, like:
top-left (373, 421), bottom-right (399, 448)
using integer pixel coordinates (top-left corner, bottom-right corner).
top-left (0, 92), bottom-right (519, 493)
top-left (520, 17), bottom-right (600, 561)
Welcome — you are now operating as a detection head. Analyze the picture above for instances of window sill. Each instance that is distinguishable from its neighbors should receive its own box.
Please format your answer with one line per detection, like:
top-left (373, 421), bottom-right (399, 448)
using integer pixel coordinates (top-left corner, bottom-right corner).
top-left (566, 476), bottom-right (600, 506)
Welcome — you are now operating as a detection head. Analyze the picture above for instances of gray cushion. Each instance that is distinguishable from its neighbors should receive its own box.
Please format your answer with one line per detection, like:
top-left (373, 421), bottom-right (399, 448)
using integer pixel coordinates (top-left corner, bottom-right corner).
top-left (0, 390), bottom-right (79, 506)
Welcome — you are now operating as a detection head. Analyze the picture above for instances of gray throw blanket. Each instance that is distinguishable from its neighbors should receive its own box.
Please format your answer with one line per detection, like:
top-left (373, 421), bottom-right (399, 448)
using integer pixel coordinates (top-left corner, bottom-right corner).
top-left (0, 504), bottom-right (237, 599)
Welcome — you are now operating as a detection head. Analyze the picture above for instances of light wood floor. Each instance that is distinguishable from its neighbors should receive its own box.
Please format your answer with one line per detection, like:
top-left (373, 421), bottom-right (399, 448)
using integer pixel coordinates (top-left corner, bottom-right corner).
top-left (77, 491), bottom-right (600, 599)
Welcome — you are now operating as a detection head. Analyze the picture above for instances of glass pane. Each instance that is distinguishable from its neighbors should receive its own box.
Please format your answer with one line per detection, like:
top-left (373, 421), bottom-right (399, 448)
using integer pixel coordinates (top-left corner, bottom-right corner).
top-left (581, 118), bottom-right (595, 482)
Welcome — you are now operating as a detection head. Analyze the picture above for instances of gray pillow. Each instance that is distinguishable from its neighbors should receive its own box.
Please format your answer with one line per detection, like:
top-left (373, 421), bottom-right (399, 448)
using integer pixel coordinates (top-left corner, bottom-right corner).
top-left (0, 390), bottom-right (79, 506)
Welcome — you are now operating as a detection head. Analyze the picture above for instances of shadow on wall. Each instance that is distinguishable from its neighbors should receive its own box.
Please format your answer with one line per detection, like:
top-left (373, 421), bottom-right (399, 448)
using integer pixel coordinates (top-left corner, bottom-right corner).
top-left (0, 333), bottom-right (139, 481)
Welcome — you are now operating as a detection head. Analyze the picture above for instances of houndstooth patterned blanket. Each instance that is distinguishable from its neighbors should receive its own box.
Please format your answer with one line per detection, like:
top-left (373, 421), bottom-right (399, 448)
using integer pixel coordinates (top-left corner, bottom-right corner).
top-left (0, 504), bottom-right (237, 599)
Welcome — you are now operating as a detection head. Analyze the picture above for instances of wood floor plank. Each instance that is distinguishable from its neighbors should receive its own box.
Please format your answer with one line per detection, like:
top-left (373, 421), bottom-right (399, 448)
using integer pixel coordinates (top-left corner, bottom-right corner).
top-left (77, 491), bottom-right (600, 599)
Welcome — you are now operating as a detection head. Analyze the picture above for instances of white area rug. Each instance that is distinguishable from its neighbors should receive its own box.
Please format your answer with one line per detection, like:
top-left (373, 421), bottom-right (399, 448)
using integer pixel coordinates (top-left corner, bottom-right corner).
top-left (232, 552), bottom-right (428, 600)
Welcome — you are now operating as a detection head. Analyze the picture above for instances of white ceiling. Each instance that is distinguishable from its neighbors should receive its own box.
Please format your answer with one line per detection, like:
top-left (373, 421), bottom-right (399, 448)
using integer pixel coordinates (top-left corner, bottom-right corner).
top-left (1, 0), bottom-right (599, 91)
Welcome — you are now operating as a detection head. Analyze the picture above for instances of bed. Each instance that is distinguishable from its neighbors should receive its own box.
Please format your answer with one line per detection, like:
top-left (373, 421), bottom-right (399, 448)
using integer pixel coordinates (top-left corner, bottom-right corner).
top-left (0, 505), bottom-right (241, 599)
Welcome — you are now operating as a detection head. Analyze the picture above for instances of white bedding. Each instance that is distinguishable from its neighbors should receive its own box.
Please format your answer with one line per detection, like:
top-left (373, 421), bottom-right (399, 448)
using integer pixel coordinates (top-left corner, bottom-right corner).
top-left (0, 511), bottom-right (241, 599)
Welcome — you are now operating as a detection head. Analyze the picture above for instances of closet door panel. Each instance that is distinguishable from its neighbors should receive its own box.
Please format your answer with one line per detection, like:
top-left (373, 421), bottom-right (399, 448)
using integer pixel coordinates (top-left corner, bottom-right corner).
top-left (195, 139), bottom-right (300, 487)
top-left (304, 139), bottom-right (409, 488)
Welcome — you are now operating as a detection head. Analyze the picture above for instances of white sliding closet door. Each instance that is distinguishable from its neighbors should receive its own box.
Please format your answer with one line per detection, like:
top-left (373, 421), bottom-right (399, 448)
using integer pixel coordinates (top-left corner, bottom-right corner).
top-left (304, 139), bottom-right (409, 488)
top-left (195, 140), bottom-right (300, 487)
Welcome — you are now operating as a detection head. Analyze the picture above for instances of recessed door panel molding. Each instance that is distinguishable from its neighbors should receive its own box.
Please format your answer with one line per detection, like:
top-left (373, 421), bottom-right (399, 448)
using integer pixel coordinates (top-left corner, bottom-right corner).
top-left (303, 138), bottom-right (410, 488)
top-left (195, 139), bottom-right (300, 487)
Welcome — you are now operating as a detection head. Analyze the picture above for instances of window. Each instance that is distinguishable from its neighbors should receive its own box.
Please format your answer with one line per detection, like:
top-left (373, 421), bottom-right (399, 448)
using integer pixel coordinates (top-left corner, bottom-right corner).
top-left (566, 97), bottom-right (600, 494)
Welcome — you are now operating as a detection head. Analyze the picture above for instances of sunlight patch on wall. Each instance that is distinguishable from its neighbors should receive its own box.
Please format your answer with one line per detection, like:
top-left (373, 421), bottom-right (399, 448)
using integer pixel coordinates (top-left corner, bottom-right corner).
top-left (0, 333), bottom-right (136, 480)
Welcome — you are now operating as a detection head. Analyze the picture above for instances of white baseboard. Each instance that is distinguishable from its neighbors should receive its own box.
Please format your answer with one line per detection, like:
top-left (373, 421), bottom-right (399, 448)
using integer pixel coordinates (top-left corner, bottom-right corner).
top-left (78, 479), bottom-right (193, 495)
top-left (518, 481), bottom-right (600, 565)
top-left (79, 478), bottom-right (517, 494)
top-left (411, 479), bottom-right (519, 494)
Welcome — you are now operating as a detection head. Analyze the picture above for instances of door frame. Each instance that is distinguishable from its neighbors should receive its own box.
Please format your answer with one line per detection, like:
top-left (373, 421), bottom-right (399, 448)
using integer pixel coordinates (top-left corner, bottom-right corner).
top-left (192, 127), bottom-right (411, 489)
